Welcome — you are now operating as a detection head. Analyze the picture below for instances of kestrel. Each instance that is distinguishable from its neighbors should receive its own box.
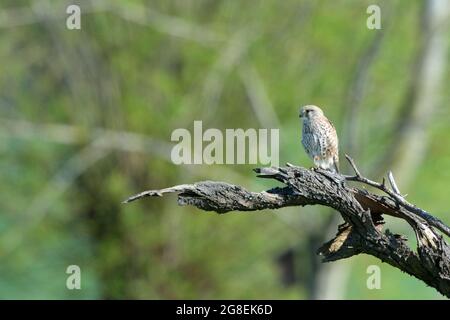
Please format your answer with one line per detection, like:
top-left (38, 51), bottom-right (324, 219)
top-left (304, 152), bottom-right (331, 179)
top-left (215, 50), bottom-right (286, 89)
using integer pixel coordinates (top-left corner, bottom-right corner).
top-left (299, 105), bottom-right (339, 173)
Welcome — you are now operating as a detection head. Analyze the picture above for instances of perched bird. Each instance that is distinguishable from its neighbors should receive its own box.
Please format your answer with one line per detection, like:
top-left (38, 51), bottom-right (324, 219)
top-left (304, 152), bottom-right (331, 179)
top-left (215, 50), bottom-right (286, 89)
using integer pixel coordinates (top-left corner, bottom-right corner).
top-left (299, 105), bottom-right (339, 173)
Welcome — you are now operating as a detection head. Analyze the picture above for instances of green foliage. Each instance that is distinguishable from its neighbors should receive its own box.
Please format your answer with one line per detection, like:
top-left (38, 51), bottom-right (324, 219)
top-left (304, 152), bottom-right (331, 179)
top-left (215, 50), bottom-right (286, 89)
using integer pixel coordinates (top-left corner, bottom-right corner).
top-left (0, 0), bottom-right (448, 299)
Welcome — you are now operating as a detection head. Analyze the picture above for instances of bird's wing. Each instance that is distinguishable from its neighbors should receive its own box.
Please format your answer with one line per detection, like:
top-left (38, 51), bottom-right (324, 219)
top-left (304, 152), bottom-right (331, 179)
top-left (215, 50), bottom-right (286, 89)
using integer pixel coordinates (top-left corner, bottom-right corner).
top-left (323, 117), bottom-right (339, 167)
top-left (325, 117), bottom-right (338, 146)
top-left (325, 117), bottom-right (336, 132)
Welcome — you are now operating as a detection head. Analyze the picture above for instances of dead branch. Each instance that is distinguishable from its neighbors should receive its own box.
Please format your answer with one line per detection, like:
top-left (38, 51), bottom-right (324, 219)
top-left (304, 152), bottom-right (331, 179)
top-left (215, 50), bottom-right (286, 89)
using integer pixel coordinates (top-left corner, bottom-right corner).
top-left (124, 156), bottom-right (450, 297)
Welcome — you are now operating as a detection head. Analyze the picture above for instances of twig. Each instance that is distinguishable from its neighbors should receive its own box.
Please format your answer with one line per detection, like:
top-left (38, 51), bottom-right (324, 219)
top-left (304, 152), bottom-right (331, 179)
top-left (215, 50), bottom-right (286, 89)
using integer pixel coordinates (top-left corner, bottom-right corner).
top-left (345, 154), bottom-right (450, 238)
top-left (388, 171), bottom-right (402, 195)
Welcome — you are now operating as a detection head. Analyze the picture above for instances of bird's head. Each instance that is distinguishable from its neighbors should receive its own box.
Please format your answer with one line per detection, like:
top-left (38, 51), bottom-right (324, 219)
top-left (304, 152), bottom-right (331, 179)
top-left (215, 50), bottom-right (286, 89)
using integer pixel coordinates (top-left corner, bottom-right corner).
top-left (299, 105), bottom-right (324, 119)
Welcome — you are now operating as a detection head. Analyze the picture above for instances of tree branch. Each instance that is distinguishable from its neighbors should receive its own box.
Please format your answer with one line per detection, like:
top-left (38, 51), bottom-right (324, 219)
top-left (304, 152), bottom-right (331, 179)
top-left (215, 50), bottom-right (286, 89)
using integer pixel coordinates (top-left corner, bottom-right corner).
top-left (124, 157), bottom-right (450, 297)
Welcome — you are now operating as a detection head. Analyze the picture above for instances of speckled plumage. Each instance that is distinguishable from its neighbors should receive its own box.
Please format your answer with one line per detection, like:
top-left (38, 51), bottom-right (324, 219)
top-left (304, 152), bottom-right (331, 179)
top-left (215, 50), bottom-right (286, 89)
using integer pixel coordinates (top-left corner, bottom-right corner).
top-left (300, 105), bottom-right (339, 172)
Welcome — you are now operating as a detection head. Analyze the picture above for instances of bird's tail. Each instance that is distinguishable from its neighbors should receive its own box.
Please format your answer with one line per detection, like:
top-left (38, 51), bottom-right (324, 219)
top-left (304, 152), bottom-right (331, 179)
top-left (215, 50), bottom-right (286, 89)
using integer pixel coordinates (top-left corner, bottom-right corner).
top-left (333, 156), bottom-right (340, 174)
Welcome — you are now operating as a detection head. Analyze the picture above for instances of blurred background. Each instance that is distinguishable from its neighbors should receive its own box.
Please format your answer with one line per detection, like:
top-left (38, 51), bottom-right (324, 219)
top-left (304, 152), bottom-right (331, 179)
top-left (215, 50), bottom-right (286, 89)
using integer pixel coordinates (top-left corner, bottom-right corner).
top-left (0, 0), bottom-right (449, 299)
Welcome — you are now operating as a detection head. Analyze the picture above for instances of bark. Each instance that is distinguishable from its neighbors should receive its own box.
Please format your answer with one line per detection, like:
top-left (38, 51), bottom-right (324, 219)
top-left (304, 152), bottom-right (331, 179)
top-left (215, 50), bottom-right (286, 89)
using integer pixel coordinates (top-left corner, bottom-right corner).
top-left (124, 159), bottom-right (450, 297)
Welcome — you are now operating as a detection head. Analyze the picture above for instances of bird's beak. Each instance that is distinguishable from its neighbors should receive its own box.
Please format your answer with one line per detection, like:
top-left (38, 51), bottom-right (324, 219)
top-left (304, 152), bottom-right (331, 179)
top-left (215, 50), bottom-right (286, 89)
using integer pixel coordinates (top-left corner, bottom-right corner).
top-left (299, 112), bottom-right (303, 118)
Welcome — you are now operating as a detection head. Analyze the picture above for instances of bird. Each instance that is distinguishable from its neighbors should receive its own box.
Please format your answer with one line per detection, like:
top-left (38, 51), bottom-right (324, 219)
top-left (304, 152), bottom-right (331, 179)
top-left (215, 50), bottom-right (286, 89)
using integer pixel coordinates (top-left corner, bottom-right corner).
top-left (299, 105), bottom-right (339, 173)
